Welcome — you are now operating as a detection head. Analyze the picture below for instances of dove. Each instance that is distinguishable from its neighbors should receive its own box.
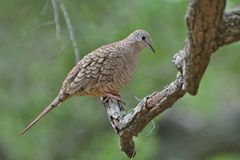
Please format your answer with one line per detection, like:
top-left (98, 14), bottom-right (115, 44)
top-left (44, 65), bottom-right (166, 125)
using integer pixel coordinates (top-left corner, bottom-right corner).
top-left (21, 29), bottom-right (155, 134)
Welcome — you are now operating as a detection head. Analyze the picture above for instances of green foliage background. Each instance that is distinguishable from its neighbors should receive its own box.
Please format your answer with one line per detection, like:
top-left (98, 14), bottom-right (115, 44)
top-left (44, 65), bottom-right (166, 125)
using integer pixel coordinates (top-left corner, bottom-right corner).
top-left (0, 0), bottom-right (240, 160)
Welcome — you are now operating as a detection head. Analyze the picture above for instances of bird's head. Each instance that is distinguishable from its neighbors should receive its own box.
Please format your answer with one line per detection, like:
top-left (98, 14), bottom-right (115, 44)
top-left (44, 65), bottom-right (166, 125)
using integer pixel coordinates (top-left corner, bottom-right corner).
top-left (127, 29), bottom-right (155, 53)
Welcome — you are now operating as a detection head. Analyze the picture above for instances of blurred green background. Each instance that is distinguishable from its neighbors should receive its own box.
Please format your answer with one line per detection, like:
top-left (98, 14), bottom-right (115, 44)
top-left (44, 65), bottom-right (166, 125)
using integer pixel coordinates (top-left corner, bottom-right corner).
top-left (1, 0), bottom-right (240, 160)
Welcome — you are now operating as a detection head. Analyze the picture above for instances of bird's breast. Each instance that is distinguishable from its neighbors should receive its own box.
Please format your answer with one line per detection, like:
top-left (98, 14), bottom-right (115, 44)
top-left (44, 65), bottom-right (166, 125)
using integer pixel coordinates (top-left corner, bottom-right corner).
top-left (113, 53), bottom-right (138, 88)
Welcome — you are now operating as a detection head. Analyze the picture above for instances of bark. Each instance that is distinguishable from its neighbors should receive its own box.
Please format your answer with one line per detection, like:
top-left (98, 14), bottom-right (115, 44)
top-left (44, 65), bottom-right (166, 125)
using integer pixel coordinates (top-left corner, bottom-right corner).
top-left (102, 1), bottom-right (240, 158)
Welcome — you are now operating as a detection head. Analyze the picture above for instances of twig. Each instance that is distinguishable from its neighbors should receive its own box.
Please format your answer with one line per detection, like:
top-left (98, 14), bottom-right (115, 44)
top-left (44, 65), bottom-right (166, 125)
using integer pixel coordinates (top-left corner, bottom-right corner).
top-left (41, 0), bottom-right (49, 16)
top-left (34, 21), bottom-right (55, 30)
top-left (48, 41), bottom-right (71, 61)
top-left (51, 0), bottom-right (61, 41)
top-left (58, 0), bottom-right (80, 63)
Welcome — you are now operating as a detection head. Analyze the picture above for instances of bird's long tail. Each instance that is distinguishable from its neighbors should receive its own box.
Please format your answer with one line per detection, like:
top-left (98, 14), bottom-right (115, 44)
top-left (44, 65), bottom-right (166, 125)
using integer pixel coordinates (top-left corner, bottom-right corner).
top-left (21, 96), bottom-right (64, 135)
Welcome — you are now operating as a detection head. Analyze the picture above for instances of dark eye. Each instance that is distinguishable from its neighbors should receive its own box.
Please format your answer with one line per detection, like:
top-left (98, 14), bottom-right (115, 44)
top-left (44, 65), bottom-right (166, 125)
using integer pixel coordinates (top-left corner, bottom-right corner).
top-left (141, 36), bottom-right (145, 40)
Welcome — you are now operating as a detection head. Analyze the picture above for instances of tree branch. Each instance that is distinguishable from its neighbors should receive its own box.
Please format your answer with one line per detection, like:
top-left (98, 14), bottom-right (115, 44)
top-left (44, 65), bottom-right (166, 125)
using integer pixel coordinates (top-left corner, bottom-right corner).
top-left (182, 0), bottom-right (226, 95)
top-left (103, 74), bottom-right (185, 157)
top-left (218, 7), bottom-right (240, 46)
top-left (102, 0), bottom-right (240, 158)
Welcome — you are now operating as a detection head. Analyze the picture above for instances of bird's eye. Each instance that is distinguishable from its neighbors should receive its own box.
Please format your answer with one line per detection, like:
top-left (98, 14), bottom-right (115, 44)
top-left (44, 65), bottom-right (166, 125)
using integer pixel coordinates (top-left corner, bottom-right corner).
top-left (141, 36), bottom-right (145, 40)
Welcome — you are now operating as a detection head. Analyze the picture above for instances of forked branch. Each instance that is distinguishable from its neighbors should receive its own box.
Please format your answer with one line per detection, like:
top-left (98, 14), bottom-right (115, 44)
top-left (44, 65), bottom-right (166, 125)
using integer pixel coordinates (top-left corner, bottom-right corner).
top-left (102, 1), bottom-right (240, 158)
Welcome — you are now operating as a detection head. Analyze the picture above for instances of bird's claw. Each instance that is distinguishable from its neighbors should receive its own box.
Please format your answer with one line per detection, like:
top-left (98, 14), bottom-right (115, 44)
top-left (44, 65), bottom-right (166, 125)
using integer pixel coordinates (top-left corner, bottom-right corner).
top-left (102, 93), bottom-right (125, 104)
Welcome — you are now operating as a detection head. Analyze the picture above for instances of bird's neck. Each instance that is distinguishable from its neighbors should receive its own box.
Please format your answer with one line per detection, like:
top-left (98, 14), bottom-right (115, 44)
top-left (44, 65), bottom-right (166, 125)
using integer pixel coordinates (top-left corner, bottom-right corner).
top-left (120, 40), bottom-right (142, 69)
top-left (130, 42), bottom-right (144, 59)
top-left (121, 39), bottom-right (143, 56)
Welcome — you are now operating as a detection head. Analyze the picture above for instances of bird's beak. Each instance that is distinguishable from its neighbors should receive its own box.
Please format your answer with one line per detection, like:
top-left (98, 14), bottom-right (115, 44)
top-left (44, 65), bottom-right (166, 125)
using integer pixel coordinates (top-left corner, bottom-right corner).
top-left (144, 41), bottom-right (155, 53)
top-left (149, 44), bottom-right (155, 53)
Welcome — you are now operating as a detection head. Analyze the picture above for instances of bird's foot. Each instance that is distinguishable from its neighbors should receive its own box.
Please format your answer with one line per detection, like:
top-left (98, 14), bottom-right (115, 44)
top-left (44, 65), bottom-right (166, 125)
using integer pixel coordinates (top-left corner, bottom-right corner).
top-left (102, 93), bottom-right (124, 104)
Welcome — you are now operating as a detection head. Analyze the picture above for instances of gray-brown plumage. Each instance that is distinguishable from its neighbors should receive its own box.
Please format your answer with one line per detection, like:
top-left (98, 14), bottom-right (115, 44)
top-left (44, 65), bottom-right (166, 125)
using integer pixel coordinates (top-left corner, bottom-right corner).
top-left (21, 29), bottom-right (155, 134)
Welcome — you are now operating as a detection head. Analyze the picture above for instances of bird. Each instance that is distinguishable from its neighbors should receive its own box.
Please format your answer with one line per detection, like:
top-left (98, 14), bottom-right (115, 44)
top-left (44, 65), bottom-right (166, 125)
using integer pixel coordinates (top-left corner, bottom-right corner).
top-left (21, 29), bottom-right (155, 135)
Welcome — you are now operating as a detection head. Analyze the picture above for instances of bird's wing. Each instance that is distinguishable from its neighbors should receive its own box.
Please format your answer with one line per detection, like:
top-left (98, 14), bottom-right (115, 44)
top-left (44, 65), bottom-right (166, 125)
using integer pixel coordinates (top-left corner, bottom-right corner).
top-left (62, 46), bottom-right (122, 95)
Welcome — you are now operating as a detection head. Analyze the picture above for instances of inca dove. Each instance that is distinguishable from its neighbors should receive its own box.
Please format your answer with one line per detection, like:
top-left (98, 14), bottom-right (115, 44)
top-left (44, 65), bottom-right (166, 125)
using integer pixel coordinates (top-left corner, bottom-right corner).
top-left (21, 29), bottom-right (155, 134)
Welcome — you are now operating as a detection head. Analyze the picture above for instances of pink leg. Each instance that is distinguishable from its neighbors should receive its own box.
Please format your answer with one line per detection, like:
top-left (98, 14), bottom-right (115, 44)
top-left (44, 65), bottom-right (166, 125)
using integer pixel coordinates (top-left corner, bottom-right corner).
top-left (103, 93), bottom-right (123, 103)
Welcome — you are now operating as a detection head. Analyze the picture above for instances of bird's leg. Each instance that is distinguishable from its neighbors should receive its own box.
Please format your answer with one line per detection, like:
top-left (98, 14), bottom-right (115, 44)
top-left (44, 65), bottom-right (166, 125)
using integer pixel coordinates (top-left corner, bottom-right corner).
top-left (103, 93), bottom-right (123, 103)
